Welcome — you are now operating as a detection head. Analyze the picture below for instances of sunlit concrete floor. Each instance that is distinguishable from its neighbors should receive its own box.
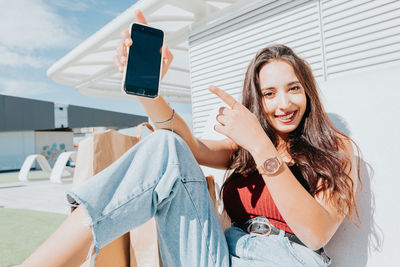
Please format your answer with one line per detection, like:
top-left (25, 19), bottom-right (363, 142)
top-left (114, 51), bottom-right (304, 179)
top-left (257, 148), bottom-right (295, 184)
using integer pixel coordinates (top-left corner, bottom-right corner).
top-left (0, 176), bottom-right (73, 215)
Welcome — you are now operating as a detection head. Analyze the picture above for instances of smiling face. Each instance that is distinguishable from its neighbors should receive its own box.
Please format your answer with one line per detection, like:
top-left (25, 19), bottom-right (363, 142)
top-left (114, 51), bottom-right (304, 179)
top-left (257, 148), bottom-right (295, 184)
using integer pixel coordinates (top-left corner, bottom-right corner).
top-left (258, 60), bottom-right (307, 139)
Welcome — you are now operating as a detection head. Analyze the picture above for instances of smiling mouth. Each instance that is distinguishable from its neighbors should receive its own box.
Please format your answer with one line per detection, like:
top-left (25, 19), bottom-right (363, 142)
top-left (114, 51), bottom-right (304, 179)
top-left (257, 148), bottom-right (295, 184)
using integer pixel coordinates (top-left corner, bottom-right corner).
top-left (275, 111), bottom-right (297, 123)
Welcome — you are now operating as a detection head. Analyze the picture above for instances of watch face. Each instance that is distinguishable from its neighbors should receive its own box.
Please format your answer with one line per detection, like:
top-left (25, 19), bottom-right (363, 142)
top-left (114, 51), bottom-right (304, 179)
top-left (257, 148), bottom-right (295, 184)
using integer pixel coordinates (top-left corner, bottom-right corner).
top-left (263, 157), bottom-right (280, 174)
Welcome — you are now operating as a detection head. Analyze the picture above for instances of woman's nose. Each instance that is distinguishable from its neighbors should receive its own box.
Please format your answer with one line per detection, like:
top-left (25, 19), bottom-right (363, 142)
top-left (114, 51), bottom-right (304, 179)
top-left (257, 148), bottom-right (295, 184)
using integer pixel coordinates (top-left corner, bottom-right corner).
top-left (277, 92), bottom-right (291, 110)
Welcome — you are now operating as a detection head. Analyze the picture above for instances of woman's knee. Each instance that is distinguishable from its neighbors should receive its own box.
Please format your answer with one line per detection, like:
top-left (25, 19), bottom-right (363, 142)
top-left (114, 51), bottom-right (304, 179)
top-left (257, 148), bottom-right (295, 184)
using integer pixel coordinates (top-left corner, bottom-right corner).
top-left (142, 129), bottom-right (197, 167)
top-left (144, 129), bottom-right (185, 148)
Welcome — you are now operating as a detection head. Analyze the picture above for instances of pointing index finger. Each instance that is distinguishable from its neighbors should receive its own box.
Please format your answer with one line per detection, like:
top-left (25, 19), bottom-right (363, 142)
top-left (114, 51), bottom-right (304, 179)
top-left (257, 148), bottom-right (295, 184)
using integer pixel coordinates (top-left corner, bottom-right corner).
top-left (135, 10), bottom-right (147, 24)
top-left (209, 85), bottom-right (239, 109)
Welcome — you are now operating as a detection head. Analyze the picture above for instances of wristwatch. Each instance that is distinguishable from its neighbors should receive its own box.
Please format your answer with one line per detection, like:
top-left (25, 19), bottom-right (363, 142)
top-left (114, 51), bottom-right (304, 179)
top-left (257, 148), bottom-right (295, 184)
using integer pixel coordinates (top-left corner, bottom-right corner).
top-left (256, 155), bottom-right (282, 176)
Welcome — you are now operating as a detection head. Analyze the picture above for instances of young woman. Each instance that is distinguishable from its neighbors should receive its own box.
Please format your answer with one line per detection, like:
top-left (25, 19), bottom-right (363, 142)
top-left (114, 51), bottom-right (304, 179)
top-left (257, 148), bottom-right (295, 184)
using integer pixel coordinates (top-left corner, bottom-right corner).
top-left (21, 10), bottom-right (360, 267)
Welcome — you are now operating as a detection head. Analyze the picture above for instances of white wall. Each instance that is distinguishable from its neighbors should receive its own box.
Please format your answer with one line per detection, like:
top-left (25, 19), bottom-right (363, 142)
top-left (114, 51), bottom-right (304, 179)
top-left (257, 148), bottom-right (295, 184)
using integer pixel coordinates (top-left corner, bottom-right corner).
top-left (319, 65), bottom-right (400, 266)
top-left (0, 131), bottom-right (35, 171)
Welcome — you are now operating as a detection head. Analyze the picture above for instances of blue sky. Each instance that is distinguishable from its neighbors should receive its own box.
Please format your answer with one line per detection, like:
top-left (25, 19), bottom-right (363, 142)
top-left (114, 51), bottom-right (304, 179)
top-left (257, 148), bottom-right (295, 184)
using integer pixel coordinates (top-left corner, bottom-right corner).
top-left (0, 0), bottom-right (191, 117)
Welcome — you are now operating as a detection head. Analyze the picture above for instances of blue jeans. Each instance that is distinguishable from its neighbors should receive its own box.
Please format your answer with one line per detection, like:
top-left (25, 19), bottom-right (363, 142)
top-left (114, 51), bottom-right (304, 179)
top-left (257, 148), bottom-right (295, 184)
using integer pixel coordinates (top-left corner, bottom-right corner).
top-left (66, 130), bottom-right (330, 266)
top-left (226, 217), bottom-right (331, 266)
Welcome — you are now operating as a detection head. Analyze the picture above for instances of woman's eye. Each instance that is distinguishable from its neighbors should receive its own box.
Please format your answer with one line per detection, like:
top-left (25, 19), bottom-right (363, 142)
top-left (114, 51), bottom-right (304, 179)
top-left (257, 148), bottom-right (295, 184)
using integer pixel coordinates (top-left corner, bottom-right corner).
top-left (290, 86), bottom-right (300, 91)
top-left (263, 92), bottom-right (274, 97)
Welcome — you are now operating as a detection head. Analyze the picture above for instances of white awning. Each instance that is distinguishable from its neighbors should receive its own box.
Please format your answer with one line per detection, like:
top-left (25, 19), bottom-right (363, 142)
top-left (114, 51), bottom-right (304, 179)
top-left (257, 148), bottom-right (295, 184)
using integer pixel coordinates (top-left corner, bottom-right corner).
top-left (47, 0), bottom-right (242, 103)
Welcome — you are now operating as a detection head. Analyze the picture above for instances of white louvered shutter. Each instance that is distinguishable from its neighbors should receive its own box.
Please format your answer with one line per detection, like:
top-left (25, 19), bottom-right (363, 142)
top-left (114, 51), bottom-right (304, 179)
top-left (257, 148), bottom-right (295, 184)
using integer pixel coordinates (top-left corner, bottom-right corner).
top-left (321, 0), bottom-right (400, 78)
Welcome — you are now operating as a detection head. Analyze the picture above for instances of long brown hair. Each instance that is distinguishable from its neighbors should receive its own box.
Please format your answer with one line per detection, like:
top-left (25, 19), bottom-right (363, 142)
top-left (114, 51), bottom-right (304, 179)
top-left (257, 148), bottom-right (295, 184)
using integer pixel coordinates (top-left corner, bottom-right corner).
top-left (222, 44), bottom-right (361, 222)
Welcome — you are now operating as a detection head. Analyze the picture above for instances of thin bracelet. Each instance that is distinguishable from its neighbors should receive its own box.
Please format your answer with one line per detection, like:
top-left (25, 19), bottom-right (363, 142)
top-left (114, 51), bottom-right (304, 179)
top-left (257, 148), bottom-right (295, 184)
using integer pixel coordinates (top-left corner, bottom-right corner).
top-left (153, 109), bottom-right (175, 125)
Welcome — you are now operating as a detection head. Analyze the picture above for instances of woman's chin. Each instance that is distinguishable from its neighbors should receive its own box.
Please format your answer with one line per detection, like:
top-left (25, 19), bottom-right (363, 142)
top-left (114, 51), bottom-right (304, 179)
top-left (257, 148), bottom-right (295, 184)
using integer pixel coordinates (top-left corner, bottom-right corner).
top-left (274, 124), bottom-right (299, 135)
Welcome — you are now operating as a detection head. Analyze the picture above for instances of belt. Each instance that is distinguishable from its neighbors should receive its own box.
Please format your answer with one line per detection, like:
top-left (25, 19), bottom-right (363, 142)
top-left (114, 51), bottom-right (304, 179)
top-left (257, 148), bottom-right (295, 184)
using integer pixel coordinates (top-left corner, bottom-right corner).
top-left (237, 220), bottom-right (324, 256)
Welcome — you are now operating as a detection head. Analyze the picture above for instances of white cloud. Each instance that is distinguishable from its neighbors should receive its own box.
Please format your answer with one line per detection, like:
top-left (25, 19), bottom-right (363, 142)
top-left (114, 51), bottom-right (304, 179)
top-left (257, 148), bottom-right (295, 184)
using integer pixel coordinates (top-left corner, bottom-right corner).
top-left (0, 77), bottom-right (54, 97)
top-left (100, 9), bottom-right (121, 18)
top-left (0, 45), bottom-right (50, 68)
top-left (0, 0), bottom-right (79, 51)
top-left (51, 1), bottom-right (89, 11)
top-left (51, 0), bottom-right (94, 12)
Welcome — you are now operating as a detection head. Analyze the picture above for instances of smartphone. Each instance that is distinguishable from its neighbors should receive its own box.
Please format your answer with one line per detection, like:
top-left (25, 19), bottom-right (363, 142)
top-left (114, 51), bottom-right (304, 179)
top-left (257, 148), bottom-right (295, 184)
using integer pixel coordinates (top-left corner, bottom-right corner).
top-left (122, 23), bottom-right (164, 98)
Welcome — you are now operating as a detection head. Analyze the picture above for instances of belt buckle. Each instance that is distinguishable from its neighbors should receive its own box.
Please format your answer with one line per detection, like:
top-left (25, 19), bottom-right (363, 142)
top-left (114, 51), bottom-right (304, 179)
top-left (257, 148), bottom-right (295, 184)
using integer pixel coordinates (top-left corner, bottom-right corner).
top-left (247, 220), bottom-right (273, 237)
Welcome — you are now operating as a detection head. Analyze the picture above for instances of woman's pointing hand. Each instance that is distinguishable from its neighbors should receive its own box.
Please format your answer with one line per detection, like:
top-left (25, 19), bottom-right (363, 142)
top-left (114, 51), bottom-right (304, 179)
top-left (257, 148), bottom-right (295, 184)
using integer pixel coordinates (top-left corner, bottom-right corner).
top-left (209, 85), bottom-right (271, 155)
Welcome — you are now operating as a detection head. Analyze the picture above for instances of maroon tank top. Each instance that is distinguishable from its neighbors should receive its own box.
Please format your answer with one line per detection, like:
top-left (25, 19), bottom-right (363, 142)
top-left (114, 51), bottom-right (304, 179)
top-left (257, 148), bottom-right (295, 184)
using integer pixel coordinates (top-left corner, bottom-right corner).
top-left (222, 164), bottom-right (311, 234)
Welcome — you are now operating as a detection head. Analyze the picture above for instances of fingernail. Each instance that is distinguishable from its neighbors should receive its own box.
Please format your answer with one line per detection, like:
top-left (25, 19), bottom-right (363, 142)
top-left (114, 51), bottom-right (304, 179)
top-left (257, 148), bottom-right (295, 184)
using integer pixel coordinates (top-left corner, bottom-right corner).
top-left (119, 66), bottom-right (124, 72)
top-left (124, 38), bottom-right (132, 46)
top-left (120, 56), bottom-right (127, 63)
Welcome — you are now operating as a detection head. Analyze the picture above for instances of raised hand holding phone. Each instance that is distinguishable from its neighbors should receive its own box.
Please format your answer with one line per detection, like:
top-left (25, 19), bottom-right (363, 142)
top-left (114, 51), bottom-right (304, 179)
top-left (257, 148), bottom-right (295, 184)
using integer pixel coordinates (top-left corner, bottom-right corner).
top-left (115, 10), bottom-right (173, 98)
top-left (113, 9), bottom-right (198, 153)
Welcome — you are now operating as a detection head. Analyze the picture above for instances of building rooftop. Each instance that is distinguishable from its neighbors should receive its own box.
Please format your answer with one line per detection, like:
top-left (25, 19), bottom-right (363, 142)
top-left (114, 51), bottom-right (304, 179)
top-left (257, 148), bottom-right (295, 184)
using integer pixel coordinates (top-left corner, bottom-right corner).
top-left (0, 94), bottom-right (147, 131)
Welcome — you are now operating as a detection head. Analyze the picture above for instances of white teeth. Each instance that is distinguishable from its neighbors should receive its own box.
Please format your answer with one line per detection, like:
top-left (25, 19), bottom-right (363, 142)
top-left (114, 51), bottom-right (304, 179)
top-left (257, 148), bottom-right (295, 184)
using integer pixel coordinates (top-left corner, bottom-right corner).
top-left (277, 111), bottom-right (295, 120)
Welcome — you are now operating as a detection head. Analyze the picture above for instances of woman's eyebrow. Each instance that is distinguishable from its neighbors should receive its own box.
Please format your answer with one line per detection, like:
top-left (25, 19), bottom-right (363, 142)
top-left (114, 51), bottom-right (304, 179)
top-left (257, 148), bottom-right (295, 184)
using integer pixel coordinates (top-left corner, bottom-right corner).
top-left (261, 86), bottom-right (275, 91)
top-left (261, 81), bottom-right (300, 91)
top-left (287, 81), bottom-right (300, 86)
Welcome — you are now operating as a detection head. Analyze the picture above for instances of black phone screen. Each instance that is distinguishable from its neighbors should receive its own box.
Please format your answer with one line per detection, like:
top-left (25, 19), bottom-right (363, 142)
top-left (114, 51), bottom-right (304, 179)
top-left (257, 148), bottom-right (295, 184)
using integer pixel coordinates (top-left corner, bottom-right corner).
top-left (124, 24), bottom-right (163, 97)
